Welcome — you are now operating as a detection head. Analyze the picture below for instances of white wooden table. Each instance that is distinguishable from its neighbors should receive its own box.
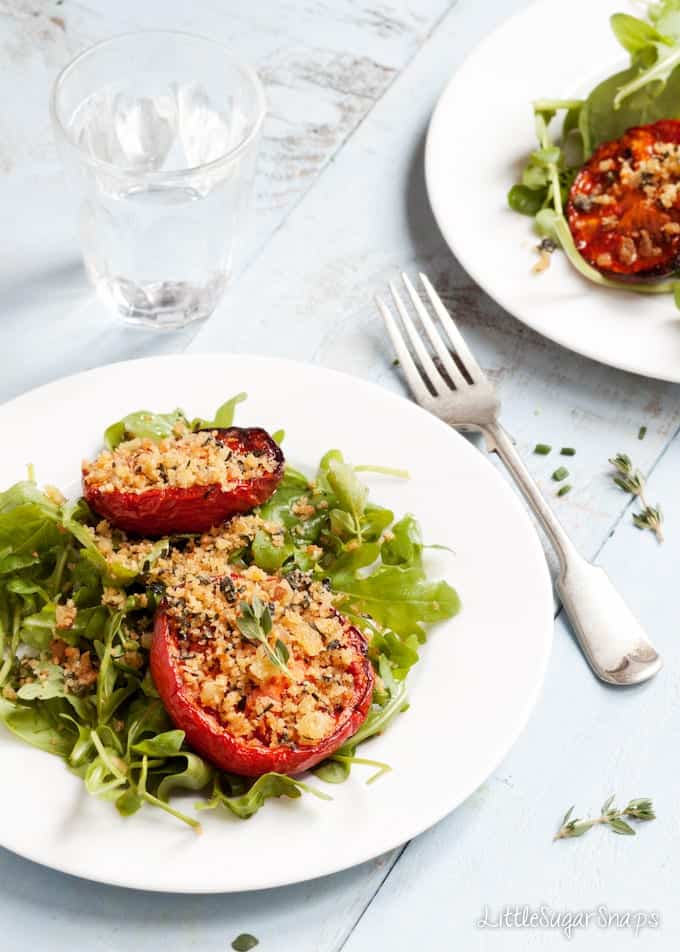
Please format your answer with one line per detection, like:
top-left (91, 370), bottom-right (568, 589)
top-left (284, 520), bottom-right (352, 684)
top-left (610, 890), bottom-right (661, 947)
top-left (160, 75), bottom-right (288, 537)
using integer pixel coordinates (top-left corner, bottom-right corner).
top-left (1, 1), bottom-right (679, 948)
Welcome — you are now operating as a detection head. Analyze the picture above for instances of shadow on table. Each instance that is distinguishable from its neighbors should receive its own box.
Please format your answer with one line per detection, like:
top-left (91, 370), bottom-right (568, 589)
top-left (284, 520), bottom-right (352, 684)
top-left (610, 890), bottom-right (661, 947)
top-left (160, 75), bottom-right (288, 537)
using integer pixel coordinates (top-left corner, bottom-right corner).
top-left (0, 258), bottom-right (197, 404)
top-left (0, 844), bottom-right (384, 941)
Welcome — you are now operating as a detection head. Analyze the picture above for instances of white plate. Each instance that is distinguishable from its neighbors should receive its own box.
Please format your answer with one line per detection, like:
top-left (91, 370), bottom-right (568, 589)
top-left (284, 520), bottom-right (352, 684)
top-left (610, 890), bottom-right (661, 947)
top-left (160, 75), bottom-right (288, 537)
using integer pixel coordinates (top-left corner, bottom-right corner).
top-left (426, 0), bottom-right (680, 382)
top-left (0, 354), bottom-right (552, 892)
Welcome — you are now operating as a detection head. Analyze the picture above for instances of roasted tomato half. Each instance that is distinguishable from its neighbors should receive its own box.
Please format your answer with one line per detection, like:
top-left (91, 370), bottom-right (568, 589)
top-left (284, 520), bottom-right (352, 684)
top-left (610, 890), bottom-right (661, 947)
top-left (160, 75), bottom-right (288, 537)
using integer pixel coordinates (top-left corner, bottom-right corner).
top-left (150, 567), bottom-right (375, 777)
top-left (82, 427), bottom-right (284, 536)
top-left (567, 119), bottom-right (680, 280)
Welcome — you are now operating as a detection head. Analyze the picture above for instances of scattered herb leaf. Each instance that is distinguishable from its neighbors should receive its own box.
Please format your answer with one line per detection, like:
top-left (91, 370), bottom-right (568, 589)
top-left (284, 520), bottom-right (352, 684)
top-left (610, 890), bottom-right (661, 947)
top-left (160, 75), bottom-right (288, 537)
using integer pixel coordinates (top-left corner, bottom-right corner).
top-left (232, 935), bottom-right (259, 952)
top-left (554, 795), bottom-right (656, 841)
top-left (609, 453), bottom-right (664, 542)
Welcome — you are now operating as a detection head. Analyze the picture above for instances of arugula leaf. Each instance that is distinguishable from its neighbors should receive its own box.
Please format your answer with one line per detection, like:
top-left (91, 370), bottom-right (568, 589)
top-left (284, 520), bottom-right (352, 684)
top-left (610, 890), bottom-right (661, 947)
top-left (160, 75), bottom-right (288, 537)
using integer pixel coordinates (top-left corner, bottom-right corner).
top-left (125, 697), bottom-right (171, 752)
top-left (0, 493), bottom-right (62, 576)
top-left (0, 698), bottom-right (75, 757)
top-left (332, 564), bottom-right (460, 639)
top-left (339, 679), bottom-right (409, 754)
top-left (104, 409), bottom-right (188, 449)
top-left (132, 729), bottom-right (185, 757)
top-left (156, 753), bottom-right (214, 801)
top-left (326, 459), bottom-right (368, 539)
top-left (251, 529), bottom-right (293, 572)
top-left (312, 759), bottom-right (351, 784)
top-left (370, 629), bottom-right (420, 680)
top-left (0, 480), bottom-right (60, 517)
top-left (61, 511), bottom-right (137, 587)
top-left (115, 788), bottom-right (143, 817)
top-left (17, 662), bottom-right (65, 701)
top-left (508, 183), bottom-right (549, 216)
top-left (651, 1), bottom-right (680, 38)
top-left (103, 394), bottom-right (249, 451)
top-left (20, 604), bottom-right (58, 650)
top-left (581, 63), bottom-right (680, 151)
top-left (610, 12), bottom-right (672, 55)
top-left (191, 393), bottom-right (247, 430)
top-left (95, 611), bottom-right (125, 723)
top-left (381, 514), bottom-right (423, 567)
top-left (198, 772), bottom-right (331, 819)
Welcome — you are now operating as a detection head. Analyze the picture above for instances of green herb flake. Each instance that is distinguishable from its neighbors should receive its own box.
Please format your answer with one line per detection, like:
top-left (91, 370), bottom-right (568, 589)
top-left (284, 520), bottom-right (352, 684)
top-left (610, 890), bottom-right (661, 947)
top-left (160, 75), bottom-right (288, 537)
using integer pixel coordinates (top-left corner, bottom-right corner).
top-left (560, 447), bottom-right (576, 456)
top-left (556, 484), bottom-right (572, 497)
top-left (552, 466), bottom-right (569, 482)
top-left (638, 426), bottom-right (647, 441)
top-left (232, 934), bottom-right (259, 951)
top-left (534, 443), bottom-right (552, 455)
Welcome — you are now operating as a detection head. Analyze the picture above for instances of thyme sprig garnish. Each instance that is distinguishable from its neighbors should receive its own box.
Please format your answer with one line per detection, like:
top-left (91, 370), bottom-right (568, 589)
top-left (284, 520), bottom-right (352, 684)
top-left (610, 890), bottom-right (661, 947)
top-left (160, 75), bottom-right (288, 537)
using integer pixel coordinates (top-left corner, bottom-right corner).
top-left (609, 453), bottom-right (664, 543)
top-left (633, 505), bottom-right (663, 537)
top-left (237, 597), bottom-right (292, 677)
top-left (554, 795), bottom-right (656, 841)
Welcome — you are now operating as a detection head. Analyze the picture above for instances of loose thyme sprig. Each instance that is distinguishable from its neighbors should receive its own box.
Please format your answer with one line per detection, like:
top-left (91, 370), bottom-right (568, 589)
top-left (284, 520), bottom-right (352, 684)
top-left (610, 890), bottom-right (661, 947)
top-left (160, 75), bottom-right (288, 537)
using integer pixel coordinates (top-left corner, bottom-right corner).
top-left (609, 453), bottom-right (664, 543)
top-left (237, 597), bottom-right (292, 677)
top-left (554, 795), bottom-right (656, 841)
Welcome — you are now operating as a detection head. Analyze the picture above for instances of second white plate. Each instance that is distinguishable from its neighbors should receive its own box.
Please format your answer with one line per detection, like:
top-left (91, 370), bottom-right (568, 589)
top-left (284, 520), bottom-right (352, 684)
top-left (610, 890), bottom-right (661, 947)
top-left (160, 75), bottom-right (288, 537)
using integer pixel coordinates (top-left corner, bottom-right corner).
top-left (0, 354), bottom-right (552, 892)
top-left (426, 0), bottom-right (680, 382)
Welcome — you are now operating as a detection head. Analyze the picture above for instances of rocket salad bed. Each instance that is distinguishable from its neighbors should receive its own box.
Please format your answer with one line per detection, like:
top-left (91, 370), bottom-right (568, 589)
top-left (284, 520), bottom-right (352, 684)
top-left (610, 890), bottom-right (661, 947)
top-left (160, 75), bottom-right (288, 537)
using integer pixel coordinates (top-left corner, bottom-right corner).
top-left (0, 396), bottom-right (459, 831)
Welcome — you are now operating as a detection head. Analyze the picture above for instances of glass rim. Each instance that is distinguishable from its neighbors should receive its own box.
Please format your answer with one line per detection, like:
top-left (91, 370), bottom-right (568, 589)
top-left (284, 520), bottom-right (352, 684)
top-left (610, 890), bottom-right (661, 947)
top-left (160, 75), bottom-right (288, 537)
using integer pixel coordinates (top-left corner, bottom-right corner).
top-left (50, 29), bottom-right (267, 180)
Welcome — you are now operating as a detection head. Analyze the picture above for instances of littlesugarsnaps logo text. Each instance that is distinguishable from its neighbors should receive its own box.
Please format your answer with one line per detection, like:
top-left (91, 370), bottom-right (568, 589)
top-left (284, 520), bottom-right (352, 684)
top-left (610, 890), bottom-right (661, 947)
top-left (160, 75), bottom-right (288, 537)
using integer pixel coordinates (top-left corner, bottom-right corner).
top-left (476, 904), bottom-right (660, 940)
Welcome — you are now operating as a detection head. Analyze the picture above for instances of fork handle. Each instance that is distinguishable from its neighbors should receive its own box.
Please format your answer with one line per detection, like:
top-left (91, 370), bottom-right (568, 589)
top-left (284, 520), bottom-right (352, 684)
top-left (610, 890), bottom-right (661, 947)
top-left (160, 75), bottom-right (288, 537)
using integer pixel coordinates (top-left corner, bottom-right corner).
top-left (484, 422), bottom-right (662, 686)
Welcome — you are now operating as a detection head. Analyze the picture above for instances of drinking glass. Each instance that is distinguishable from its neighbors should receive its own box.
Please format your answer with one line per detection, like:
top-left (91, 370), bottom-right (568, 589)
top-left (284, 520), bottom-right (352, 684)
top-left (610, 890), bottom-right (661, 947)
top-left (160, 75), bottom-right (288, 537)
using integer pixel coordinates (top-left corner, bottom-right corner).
top-left (51, 32), bottom-right (266, 329)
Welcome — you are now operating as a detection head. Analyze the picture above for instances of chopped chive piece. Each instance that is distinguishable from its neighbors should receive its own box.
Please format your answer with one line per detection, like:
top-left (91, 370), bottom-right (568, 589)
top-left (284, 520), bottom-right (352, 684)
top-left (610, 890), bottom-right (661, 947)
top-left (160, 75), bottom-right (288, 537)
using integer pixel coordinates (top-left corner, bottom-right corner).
top-left (534, 443), bottom-right (552, 455)
top-left (232, 936), bottom-right (259, 952)
top-left (557, 484), bottom-right (572, 497)
top-left (638, 426), bottom-right (647, 441)
top-left (560, 447), bottom-right (576, 456)
top-left (552, 466), bottom-right (569, 481)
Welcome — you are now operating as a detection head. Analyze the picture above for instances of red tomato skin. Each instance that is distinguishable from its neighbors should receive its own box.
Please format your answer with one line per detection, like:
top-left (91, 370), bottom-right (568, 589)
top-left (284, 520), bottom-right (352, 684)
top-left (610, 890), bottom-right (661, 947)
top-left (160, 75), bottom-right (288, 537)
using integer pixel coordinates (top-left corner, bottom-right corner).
top-left (150, 607), bottom-right (375, 777)
top-left (83, 427), bottom-right (284, 536)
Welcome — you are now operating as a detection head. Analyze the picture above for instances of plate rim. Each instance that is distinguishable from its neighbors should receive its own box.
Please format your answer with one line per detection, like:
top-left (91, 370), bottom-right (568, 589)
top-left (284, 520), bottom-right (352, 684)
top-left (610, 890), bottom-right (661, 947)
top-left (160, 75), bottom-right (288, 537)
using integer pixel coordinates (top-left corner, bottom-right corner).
top-left (0, 353), bottom-right (554, 892)
top-left (424, 0), bottom-right (680, 384)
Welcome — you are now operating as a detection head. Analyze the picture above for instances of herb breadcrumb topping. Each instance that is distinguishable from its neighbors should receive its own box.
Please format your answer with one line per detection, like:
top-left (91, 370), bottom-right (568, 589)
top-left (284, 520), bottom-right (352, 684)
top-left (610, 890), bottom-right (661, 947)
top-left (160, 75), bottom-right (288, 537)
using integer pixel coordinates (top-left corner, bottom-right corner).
top-left (156, 556), bottom-right (357, 749)
top-left (82, 430), bottom-right (277, 495)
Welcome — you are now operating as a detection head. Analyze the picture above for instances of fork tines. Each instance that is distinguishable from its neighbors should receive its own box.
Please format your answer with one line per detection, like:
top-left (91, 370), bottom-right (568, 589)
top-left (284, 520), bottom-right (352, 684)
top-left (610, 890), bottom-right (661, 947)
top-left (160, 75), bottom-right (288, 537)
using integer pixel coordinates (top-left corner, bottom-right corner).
top-left (376, 273), bottom-right (485, 399)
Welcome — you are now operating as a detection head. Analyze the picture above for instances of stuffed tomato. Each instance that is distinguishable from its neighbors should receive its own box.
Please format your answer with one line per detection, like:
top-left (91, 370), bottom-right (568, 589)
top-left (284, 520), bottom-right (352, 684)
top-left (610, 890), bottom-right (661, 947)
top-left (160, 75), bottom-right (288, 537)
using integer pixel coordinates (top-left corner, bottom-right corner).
top-left (568, 119), bottom-right (680, 280)
top-left (150, 566), bottom-right (375, 777)
top-left (82, 426), bottom-right (284, 536)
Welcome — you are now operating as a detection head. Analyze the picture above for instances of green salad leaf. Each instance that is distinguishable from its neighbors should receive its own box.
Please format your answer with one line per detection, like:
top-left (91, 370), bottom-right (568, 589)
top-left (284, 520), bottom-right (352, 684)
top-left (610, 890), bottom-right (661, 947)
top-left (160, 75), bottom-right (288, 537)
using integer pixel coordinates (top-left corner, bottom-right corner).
top-left (198, 772), bottom-right (331, 819)
top-left (104, 394), bottom-right (249, 450)
top-left (190, 392), bottom-right (247, 430)
top-left (104, 409), bottom-right (187, 450)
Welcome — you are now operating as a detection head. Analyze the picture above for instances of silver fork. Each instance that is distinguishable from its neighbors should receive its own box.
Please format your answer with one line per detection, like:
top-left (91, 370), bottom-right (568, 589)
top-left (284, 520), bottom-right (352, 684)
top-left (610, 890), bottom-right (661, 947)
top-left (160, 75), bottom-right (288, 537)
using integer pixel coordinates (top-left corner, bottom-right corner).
top-left (377, 273), bottom-right (662, 686)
